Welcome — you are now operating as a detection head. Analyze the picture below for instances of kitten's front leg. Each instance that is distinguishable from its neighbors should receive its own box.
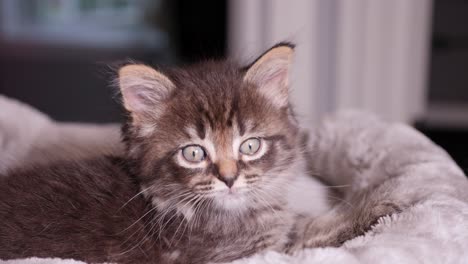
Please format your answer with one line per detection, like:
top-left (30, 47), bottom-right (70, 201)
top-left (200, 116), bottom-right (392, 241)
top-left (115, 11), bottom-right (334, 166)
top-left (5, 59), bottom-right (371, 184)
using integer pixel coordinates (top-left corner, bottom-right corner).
top-left (284, 210), bottom-right (350, 253)
top-left (285, 200), bottom-right (402, 253)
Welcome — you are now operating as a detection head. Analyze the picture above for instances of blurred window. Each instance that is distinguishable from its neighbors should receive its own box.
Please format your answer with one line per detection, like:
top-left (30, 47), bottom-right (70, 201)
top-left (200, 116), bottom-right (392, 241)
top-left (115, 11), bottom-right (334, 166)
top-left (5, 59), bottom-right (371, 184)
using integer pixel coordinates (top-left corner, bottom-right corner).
top-left (0, 0), bottom-right (166, 49)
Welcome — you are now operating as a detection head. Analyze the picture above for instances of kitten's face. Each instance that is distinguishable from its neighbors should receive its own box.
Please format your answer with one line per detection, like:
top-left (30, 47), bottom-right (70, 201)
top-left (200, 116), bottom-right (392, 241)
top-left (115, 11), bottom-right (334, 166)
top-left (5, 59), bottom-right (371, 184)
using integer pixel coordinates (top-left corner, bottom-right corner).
top-left (120, 44), bottom-right (303, 215)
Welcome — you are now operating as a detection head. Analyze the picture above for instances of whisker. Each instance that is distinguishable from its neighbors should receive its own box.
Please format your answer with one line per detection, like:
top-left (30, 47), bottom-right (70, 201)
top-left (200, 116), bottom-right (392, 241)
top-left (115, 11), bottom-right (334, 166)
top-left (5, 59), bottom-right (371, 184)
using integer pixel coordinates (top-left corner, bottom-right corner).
top-left (175, 194), bottom-right (206, 244)
top-left (326, 195), bottom-right (355, 208)
top-left (169, 194), bottom-right (201, 246)
top-left (116, 190), bottom-right (193, 255)
top-left (119, 205), bottom-right (158, 234)
top-left (156, 194), bottom-right (197, 240)
top-left (119, 185), bottom-right (153, 211)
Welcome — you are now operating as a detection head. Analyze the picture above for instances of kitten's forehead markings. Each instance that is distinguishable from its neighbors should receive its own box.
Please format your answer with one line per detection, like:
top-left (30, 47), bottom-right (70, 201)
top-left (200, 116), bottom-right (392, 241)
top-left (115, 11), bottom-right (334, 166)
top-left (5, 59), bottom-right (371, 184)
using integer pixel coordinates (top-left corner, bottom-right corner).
top-left (225, 100), bottom-right (236, 126)
top-left (243, 120), bottom-right (255, 132)
top-left (213, 128), bottom-right (235, 160)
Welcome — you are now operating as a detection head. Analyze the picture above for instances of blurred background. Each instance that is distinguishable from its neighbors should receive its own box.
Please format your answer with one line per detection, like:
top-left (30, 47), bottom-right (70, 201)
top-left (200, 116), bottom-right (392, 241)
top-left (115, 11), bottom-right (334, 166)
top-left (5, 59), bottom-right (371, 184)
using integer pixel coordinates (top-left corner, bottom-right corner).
top-left (0, 0), bottom-right (466, 173)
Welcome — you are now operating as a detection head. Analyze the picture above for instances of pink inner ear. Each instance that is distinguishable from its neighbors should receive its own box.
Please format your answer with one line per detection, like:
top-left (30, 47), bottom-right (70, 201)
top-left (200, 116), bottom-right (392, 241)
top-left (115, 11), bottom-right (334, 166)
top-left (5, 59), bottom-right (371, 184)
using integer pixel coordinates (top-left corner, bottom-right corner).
top-left (248, 61), bottom-right (289, 108)
top-left (260, 67), bottom-right (288, 88)
top-left (123, 87), bottom-right (155, 112)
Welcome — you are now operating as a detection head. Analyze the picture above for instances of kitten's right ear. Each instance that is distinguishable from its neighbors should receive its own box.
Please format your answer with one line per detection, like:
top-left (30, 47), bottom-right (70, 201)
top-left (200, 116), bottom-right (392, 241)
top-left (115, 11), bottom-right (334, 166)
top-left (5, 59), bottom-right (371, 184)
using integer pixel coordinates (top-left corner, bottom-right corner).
top-left (243, 43), bottom-right (294, 109)
top-left (118, 64), bottom-right (174, 121)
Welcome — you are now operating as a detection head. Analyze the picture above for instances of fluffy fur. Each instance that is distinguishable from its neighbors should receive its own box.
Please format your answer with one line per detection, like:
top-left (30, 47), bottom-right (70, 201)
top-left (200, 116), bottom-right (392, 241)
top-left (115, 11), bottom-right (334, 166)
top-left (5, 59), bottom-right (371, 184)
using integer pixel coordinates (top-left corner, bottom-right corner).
top-left (1, 44), bottom-right (415, 263)
top-left (0, 44), bottom-right (329, 263)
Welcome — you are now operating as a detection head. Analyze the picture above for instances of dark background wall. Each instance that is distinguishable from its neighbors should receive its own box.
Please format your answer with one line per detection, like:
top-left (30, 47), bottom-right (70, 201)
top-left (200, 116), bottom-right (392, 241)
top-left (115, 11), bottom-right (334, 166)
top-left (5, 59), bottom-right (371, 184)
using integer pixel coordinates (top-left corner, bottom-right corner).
top-left (429, 0), bottom-right (468, 103)
top-left (0, 0), bottom-right (226, 123)
top-left (416, 0), bottom-right (468, 174)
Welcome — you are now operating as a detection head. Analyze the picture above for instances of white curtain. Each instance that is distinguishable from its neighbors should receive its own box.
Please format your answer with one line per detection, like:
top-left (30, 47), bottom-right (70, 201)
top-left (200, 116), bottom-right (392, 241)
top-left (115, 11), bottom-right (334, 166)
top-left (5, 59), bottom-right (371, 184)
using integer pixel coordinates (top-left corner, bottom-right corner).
top-left (229, 0), bottom-right (432, 126)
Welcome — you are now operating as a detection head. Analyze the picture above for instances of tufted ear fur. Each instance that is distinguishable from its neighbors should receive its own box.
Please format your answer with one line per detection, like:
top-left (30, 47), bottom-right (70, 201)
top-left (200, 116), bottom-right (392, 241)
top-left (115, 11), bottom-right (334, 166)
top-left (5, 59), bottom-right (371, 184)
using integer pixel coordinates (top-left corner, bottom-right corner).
top-left (244, 43), bottom-right (294, 108)
top-left (118, 64), bottom-right (175, 122)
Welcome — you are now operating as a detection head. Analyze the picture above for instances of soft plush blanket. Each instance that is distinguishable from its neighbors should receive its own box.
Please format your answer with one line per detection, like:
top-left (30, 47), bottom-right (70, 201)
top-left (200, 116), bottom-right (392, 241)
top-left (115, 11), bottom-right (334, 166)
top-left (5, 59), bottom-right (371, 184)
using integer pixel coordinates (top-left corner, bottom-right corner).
top-left (2, 94), bottom-right (467, 264)
top-left (0, 95), bottom-right (122, 174)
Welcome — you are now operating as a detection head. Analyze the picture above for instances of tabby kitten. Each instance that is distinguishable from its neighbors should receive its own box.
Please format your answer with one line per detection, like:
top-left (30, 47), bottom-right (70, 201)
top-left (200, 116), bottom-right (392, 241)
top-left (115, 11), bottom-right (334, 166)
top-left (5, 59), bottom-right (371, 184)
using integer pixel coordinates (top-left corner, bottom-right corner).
top-left (0, 43), bottom-right (327, 263)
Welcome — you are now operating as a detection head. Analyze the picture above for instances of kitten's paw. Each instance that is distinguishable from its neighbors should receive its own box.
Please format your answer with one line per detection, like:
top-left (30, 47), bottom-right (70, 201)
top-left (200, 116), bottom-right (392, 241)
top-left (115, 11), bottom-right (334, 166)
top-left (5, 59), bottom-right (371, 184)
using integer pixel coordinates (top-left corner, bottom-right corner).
top-left (357, 201), bottom-right (403, 232)
top-left (284, 231), bottom-right (347, 254)
top-left (285, 202), bottom-right (403, 254)
top-left (284, 201), bottom-right (405, 255)
top-left (284, 220), bottom-right (349, 254)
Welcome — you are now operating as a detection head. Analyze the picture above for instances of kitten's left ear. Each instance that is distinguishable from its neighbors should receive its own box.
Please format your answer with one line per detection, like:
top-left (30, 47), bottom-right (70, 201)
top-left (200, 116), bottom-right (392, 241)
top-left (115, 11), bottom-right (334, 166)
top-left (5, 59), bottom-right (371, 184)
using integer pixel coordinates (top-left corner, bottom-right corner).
top-left (244, 43), bottom-right (294, 108)
top-left (118, 64), bottom-right (175, 122)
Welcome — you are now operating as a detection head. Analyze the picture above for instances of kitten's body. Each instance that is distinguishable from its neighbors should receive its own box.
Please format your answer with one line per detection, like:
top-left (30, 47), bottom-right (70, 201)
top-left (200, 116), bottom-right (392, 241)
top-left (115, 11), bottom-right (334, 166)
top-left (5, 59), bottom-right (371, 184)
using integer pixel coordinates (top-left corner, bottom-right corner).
top-left (0, 158), bottom-right (153, 263)
top-left (0, 43), bottom-right (399, 263)
top-left (0, 44), bottom-right (315, 263)
top-left (0, 157), bottom-right (297, 263)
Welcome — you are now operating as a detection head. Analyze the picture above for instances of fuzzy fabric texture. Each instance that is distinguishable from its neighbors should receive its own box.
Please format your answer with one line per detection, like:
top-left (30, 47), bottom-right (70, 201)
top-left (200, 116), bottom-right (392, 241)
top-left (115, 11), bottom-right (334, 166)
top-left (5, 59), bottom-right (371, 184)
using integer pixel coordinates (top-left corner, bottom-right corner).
top-left (0, 95), bottom-right (123, 174)
top-left (229, 111), bottom-right (468, 264)
top-left (2, 95), bottom-right (467, 264)
top-left (1, 257), bottom-right (86, 264)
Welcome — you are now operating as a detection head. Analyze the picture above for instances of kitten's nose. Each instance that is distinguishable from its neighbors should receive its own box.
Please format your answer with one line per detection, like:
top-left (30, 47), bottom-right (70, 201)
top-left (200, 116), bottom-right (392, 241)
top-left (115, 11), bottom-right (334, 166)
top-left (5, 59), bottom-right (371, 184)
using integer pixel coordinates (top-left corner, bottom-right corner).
top-left (216, 159), bottom-right (238, 188)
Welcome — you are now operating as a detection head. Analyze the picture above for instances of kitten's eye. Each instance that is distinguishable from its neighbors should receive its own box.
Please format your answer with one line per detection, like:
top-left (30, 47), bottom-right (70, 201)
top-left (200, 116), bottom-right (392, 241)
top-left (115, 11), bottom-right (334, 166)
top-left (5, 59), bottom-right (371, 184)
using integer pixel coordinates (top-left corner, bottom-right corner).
top-left (239, 138), bottom-right (261, 155)
top-left (182, 145), bottom-right (206, 163)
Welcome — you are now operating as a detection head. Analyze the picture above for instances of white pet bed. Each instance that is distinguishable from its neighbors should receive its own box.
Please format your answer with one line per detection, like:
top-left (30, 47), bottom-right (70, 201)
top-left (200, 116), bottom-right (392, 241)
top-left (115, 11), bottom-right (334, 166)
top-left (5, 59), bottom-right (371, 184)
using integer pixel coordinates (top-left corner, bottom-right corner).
top-left (1, 95), bottom-right (467, 264)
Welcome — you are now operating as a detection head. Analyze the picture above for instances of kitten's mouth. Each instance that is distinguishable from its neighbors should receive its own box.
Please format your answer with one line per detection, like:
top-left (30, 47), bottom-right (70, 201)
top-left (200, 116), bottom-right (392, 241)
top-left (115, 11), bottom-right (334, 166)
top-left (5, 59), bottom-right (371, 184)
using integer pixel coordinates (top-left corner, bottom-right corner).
top-left (224, 190), bottom-right (242, 200)
top-left (218, 186), bottom-right (248, 196)
top-left (210, 187), bottom-right (248, 202)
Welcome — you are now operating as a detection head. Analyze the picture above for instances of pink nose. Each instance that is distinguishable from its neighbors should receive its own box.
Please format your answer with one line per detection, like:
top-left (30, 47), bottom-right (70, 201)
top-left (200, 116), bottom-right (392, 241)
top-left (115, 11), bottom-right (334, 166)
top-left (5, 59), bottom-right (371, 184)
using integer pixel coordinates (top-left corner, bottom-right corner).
top-left (217, 159), bottom-right (238, 188)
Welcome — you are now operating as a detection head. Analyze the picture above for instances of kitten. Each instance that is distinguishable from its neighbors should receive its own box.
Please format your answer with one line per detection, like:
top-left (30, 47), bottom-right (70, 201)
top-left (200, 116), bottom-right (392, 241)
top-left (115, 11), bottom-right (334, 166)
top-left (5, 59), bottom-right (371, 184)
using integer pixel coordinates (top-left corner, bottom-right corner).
top-left (0, 43), bottom-right (326, 263)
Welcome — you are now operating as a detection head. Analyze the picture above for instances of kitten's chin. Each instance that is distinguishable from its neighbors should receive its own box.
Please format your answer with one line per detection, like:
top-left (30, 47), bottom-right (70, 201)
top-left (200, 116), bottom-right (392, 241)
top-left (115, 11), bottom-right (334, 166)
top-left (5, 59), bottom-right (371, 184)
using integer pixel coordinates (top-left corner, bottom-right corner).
top-left (213, 190), bottom-right (250, 212)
